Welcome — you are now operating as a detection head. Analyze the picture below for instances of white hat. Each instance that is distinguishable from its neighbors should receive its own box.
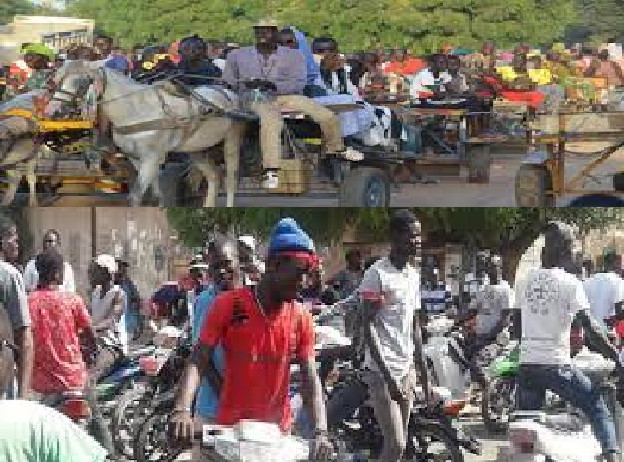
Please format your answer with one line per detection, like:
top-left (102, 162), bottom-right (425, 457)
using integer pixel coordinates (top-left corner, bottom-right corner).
top-left (238, 235), bottom-right (256, 251)
top-left (95, 254), bottom-right (118, 275)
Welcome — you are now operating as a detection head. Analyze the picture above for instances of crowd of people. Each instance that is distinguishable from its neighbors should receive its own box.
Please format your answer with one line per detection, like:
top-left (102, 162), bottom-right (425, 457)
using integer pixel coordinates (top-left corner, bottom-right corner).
top-left (4, 21), bottom-right (624, 188)
top-left (2, 210), bottom-right (624, 461)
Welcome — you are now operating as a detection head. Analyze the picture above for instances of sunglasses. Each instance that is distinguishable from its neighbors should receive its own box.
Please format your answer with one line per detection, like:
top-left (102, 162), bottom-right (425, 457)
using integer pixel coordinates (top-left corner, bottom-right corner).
top-left (280, 39), bottom-right (297, 45)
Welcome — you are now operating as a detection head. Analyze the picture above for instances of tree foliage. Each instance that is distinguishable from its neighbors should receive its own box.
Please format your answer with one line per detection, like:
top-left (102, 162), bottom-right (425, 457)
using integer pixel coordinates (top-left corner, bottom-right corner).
top-left (167, 207), bottom-right (622, 250)
top-left (0, 0), bottom-right (36, 25)
top-left (564, 0), bottom-right (624, 44)
top-left (67, 0), bottom-right (575, 52)
top-left (167, 207), bottom-right (622, 280)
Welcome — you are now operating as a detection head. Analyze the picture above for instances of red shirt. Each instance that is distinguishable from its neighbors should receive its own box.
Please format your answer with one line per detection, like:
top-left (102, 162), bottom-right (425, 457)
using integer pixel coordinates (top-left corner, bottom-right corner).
top-left (199, 288), bottom-right (315, 432)
top-left (28, 288), bottom-right (91, 394)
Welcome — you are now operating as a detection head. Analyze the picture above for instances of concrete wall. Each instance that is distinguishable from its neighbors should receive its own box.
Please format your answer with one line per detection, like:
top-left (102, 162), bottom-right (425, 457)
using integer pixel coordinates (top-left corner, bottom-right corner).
top-left (24, 207), bottom-right (191, 301)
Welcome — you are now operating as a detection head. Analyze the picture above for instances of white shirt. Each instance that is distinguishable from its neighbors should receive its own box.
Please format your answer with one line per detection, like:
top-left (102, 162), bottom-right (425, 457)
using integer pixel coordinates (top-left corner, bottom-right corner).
top-left (23, 259), bottom-right (75, 293)
top-left (410, 68), bottom-right (452, 99)
top-left (583, 272), bottom-right (624, 329)
top-left (358, 257), bottom-right (420, 379)
top-left (90, 285), bottom-right (127, 354)
top-left (516, 268), bottom-right (589, 365)
top-left (474, 280), bottom-right (514, 336)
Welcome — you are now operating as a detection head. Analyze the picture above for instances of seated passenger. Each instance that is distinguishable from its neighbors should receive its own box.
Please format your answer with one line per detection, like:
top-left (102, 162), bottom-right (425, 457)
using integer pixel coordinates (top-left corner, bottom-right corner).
top-left (445, 55), bottom-right (469, 95)
top-left (175, 35), bottom-right (222, 86)
top-left (223, 20), bottom-right (364, 188)
top-left (410, 54), bottom-right (452, 99)
top-left (278, 27), bottom-right (323, 97)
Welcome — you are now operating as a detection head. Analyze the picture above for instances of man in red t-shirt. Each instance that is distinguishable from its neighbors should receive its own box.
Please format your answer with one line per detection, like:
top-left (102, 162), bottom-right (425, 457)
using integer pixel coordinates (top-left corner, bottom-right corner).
top-left (171, 218), bottom-right (332, 461)
top-left (28, 249), bottom-right (97, 397)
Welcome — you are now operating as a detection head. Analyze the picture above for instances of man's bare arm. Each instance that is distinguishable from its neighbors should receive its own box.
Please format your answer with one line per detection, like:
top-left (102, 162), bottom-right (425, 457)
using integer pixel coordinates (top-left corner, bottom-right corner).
top-left (299, 358), bottom-right (328, 433)
top-left (413, 312), bottom-right (431, 402)
top-left (577, 310), bottom-right (620, 365)
top-left (14, 326), bottom-right (33, 398)
top-left (175, 344), bottom-right (222, 411)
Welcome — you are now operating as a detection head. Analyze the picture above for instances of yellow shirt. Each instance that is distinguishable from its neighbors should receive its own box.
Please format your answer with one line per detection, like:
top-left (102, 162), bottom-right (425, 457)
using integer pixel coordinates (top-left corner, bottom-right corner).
top-left (528, 68), bottom-right (552, 85)
top-left (497, 66), bottom-right (552, 85)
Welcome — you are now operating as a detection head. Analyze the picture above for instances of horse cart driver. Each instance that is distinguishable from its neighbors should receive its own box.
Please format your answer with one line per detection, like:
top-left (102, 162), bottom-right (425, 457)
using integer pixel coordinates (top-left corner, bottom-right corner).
top-left (222, 18), bottom-right (365, 189)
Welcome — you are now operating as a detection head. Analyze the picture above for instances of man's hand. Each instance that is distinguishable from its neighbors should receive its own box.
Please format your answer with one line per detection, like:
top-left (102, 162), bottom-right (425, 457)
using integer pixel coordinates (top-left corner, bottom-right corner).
top-left (244, 79), bottom-right (277, 92)
top-left (388, 379), bottom-right (407, 404)
top-left (309, 431), bottom-right (333, 461)
top-left (168, 410), bottom-right (194, 448)
top-left (423, 385), bottom-right (437, 412)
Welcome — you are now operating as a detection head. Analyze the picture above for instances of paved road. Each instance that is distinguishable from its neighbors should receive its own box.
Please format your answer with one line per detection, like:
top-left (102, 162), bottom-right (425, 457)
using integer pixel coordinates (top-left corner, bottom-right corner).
top-left (14, 144), bottom-right (624, 207)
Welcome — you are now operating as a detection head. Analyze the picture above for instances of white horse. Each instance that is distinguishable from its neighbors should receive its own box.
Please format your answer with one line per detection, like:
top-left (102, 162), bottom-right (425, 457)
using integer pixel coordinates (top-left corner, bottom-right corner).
top-left (0, 91), bottom-right (46, 206)
top-left (52, 60), bottom-right (243, 207)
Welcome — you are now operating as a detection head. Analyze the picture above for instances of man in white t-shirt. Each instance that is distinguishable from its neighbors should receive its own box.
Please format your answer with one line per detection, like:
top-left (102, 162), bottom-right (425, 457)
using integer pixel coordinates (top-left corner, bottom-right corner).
top-left (515, 222), bottom-right (622, 462)
top-left (357, 210), bottom-right (433, 462)
top-left (583, 252), bottom-right (624, 332)
top-left (470, 255), bottom-right (514, 351)
top-left (410, 54), bottom-right (452, 99)
top-left (23, 230), bottom-right (75, 293)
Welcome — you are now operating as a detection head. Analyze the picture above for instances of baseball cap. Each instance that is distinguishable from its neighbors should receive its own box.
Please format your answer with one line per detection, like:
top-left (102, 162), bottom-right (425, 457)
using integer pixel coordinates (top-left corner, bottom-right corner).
top-left (95, 254), bottom-right (118, 275)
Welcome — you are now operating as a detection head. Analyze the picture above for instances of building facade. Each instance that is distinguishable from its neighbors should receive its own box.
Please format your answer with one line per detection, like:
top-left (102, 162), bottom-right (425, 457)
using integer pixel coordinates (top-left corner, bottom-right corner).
top-left (0, 16), bottom-right (94, 63)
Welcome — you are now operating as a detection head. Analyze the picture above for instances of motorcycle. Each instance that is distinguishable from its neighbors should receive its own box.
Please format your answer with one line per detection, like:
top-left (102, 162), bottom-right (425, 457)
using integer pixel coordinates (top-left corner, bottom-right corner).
top-left (128, 332), bottom-right (193, 462)
top-left (499, 348), bottom-right (624, 462)
top-left (480, 341), bottom-right (520, 433)
top-left (324, 361), bottom-right (481, 461)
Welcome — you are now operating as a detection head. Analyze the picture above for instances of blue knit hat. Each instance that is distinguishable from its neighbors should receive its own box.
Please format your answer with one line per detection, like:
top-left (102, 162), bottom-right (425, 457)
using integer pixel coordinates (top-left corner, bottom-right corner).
top-left (268, 218), bottom-right (314, 256)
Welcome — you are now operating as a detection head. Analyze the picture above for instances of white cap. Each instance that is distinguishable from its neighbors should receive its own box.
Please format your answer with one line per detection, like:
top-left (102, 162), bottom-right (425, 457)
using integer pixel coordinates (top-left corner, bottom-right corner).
top-left (238, 235), bottom-right (256, 251)
top-left (95, 254), bottom-right (118, 275)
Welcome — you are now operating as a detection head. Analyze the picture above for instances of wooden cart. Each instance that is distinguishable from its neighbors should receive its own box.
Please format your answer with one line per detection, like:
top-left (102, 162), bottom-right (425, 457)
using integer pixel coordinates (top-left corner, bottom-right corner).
top-left (515, 111), bottom-right (624, 206)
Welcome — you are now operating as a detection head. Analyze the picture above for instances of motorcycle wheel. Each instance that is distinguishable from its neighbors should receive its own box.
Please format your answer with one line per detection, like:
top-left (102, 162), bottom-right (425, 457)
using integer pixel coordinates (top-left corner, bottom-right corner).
top-left (111, 384), bottom-right (153, 458)
top-left (134, 411), bottom-right (184, 462)
top-left (481, 376), bottom-right (516, 434)
top-left (408, 423), bottom-right (464, 462)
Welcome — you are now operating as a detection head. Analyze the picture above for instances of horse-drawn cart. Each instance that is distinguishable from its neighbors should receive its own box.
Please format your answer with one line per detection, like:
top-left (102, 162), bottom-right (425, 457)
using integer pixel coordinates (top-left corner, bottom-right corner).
top-left (515, 111), bottom-right (624, 206)
top-left (0, 109), bottom-right (132, 205)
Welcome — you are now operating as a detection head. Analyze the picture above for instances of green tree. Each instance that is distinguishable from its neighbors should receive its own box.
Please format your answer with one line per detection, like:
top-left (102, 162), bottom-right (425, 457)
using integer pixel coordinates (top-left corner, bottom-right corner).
top-left (167, 207), bottom-right (623, 280)
top-left (0, 0), bottom-right (35, 25)
top-left (565, 0), bottom-right (624, 44)
top-left (67, 0), bottom-right (576, 52)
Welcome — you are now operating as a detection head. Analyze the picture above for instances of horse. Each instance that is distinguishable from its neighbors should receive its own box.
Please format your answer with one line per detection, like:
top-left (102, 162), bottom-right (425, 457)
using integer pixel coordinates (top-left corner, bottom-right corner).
top-left (0, 91), bottom-right (46, 206)
top-left (52, 60), bottom-right (243, 207)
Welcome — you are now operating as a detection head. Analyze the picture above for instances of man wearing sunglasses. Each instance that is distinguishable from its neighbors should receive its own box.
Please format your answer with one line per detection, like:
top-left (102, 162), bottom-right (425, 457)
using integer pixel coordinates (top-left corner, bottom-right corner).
top-left (171, 218), bottom-right (332, 461)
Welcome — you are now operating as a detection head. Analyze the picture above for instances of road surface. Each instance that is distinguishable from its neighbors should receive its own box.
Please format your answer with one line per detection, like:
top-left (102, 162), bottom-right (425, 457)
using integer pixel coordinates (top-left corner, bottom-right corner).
top-left (13, 145), bottom-right (624, 207)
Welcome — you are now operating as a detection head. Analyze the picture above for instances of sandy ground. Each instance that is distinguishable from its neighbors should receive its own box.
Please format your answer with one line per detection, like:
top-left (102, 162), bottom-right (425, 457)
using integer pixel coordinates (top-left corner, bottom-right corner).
top-left (12, 144), bottom-right (624, 208)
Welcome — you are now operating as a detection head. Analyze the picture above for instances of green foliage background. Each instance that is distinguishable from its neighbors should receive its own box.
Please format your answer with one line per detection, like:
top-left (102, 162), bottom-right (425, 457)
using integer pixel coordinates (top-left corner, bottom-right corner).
top-left (61, 0), bottom-right (577, 52)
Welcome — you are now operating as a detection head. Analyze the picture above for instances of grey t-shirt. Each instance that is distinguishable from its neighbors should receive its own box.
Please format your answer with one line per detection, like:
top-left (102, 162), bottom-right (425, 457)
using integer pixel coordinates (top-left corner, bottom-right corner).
top-left (474, 281), bottom-right (514, 336)
top-left (358, 257), bottom-right (420, 380)
top-left (0, 261), bottom-right (29, 330)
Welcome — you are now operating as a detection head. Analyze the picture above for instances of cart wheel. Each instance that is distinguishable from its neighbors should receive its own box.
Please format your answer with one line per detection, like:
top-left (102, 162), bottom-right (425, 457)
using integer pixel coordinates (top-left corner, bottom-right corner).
top-left (468, 146), bottom-right (491, 183)
top-left (339, 166), bottom-right (390, 207)
top-left (613, 172), bottom-right (624, 192)
top-left (515, 165), bottom-right (555, 206)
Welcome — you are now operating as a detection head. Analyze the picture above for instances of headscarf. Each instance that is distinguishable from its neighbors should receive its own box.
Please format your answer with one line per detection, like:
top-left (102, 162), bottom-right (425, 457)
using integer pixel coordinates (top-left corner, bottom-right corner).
top-left (22, 44), bottom-right (55, 62)
top-left (287, 26), bottom-right (321, 86)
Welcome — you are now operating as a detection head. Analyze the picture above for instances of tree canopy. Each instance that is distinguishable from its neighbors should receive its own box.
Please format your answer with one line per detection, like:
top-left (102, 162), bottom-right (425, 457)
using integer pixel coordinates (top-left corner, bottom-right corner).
top-left (167, 207), bottom-right (622, 250)
top-left (166, 207), bottom-right (622, 280)
top-left (66, 0), bottom-right (576, 52)
top-left (0, 0), bottom-right (35, 24)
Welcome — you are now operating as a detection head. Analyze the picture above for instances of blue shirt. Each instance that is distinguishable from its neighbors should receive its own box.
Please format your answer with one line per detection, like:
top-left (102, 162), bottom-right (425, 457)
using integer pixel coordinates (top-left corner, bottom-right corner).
top-left (291, 27), bottom-right (320, 86)
top-left (191, 286), bottom-right (225, 419)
